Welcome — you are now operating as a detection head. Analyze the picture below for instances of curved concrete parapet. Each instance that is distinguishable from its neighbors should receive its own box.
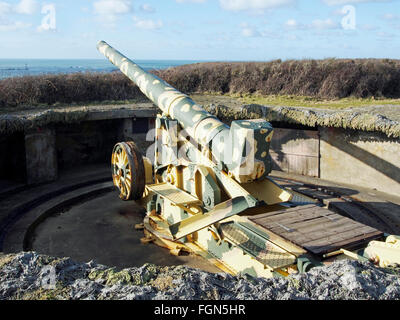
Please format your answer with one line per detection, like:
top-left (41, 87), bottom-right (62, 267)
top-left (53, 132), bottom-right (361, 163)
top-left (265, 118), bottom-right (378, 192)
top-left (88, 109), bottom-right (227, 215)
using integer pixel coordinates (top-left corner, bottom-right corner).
top-left (207, 104), bottom-right (400, 138)
top-left (0, 166), bottom-right (220, 273)
top-left (0, 100), bottom-right (399, 196)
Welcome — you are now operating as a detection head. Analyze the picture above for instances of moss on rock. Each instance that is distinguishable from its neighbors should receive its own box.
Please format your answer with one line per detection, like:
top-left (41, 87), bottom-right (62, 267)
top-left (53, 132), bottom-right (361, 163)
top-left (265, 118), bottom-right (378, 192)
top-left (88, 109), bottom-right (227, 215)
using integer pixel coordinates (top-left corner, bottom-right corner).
top-left (88, 268), bottom-right (133, 286)
top-left (0, 254), bottom-right (16, 269)
top-left (17, 283), bottom-right (71, 300)
top-left (205, 104), bottom-right (400, 138)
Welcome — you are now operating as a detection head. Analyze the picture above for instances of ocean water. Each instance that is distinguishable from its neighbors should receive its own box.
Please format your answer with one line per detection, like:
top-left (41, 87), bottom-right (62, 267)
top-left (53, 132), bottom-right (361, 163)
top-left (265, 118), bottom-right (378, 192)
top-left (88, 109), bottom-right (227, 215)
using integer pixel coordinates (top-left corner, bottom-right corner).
top-left (0, 59), bottom-right (199, 80)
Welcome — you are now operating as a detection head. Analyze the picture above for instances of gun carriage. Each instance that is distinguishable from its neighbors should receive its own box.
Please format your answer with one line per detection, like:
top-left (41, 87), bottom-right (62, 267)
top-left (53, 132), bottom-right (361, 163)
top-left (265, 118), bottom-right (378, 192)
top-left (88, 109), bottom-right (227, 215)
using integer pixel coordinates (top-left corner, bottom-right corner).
top-left (98, 41), bottom-right (399, 277)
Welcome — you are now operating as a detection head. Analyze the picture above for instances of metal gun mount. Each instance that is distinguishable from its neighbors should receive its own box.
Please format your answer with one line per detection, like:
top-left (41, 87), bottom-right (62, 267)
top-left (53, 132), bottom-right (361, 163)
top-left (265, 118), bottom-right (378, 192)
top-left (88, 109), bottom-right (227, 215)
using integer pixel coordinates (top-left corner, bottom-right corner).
top-left (98, 41), bottom-right (396, 277)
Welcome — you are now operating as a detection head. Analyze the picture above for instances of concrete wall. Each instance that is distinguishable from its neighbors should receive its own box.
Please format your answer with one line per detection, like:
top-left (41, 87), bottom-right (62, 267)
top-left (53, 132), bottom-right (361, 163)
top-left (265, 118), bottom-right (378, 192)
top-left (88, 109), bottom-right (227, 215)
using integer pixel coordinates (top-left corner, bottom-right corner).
top-left (0, 116), bottom-right (154, 188)
top-left (319, 127), bottom-right (400, 196)
top-left (56, 120), bottom-right (122, 171)
top-left (25, 128), bottom-right (57, 184)
top-left (55, 118), bottom-right (153, 171)
top-left (0, 132), bottom-right (26, 183)
top-left (269, 125), bottom-right (400, 196)
top-left (2, 110), bottom-right (399, 197)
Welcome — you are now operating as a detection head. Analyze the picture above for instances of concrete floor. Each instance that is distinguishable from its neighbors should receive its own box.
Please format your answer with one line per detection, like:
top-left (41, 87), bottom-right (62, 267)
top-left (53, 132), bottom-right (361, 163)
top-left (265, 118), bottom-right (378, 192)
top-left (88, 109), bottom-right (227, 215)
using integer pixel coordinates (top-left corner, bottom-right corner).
top-left (3, 164), bottom-right (399, 275)
top-left (29, 189), bottom-right (221, 273)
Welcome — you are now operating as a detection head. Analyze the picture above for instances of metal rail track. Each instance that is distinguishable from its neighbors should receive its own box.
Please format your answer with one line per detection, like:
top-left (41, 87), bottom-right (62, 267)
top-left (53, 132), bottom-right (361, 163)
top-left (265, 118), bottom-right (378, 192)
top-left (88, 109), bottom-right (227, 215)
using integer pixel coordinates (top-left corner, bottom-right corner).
top-left (0, 177), bottom-right (113, 251)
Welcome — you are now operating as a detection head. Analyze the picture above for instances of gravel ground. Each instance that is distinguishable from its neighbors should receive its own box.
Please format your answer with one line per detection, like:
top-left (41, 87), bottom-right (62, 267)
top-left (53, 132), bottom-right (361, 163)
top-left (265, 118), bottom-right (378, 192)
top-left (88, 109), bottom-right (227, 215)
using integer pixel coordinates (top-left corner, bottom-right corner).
top-left (0, 252), bottom-right (399, 300)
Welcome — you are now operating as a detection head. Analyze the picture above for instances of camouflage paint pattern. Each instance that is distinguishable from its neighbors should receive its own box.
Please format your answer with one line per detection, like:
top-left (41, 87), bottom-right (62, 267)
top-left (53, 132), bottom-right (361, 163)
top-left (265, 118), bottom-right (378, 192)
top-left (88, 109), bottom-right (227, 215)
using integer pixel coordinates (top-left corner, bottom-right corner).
top-left (226, 119), bottom-right (274, 182)
top-left (98, 41), bottom-right (300, 278)
top-left (97, 41), bottom-right (274, 184)
top-left (169, 196), bottom-right (250, 240)
top-left (97, 41), bottom-right (227, 147)
top-left (219, 221), bottom-right (296, 269)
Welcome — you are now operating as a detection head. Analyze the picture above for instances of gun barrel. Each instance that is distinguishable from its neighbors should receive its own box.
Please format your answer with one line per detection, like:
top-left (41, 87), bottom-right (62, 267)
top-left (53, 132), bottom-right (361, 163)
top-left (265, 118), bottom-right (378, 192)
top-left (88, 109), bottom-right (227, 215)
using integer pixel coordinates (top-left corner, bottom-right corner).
top-left (97, 41), bottom-right (274, 183)
top-left (97, 41), bottom-right (228, 145)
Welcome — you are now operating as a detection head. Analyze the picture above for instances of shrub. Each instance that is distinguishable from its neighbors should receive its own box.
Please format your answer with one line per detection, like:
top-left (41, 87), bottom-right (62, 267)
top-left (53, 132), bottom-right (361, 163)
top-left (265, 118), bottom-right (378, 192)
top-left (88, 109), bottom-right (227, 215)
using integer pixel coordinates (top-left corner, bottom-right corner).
top-left (1, 58), bottom-right (399, 109)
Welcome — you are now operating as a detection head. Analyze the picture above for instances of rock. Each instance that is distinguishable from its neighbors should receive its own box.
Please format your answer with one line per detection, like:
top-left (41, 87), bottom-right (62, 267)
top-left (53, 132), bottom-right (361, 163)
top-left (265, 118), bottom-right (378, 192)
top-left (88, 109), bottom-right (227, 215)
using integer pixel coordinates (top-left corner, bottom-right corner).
top-left (0, 251), bottom-right (399, 300)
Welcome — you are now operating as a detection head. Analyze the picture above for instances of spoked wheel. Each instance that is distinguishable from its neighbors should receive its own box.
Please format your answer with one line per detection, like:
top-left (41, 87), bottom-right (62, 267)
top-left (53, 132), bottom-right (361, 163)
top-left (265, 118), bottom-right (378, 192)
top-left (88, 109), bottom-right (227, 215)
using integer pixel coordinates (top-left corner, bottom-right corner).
top-left (111, 141), bottom-right (145, 200)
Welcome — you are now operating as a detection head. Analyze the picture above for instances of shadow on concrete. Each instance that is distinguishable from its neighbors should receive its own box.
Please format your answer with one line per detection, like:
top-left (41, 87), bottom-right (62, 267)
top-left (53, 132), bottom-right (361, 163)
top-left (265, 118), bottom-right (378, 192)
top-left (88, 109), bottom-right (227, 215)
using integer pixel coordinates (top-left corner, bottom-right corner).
top-left (322, 127), bottom-right (400, 185)
top-left (239, 104), bottom-right (400, 186)
top-left (24, 189), bottom-right (220, 273)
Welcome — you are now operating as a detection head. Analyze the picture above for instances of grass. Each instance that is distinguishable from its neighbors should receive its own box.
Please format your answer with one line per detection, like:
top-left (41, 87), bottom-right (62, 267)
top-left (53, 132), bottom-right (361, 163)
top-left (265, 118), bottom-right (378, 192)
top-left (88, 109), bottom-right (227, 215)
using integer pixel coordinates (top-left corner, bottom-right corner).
top-left (1, 98), bottom-right (148, 113)
top-left (234, 93), bottom-right (400, 109)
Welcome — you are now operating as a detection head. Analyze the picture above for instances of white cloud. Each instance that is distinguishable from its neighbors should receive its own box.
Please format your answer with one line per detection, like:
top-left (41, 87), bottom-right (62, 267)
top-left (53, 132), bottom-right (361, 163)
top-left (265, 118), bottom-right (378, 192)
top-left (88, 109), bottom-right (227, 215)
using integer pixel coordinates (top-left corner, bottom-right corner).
top-left (285, 19), bottom-right (297, 27)
top-left (382, 13), bottom-right (400, 20)
top-left (376, 31), bottom-right (395, 39)
top-left (240, 23), bottom-right (260, 37)
top-left (285, 18), bottom-right (307, 29)
top-left (239, 22), bottom-right (282, 38)
top-left (360, 24), bottom-right (379, 30)
top-left (286, 34), bottom-right (300, 40)
top-left (0, 0), bottom-right (37, 33)
top-left (220, 0), bottom-right (296, 11)
top-left (312, 18), bottom-right (339, 29)
top-left (0, 2), bottom-right (11, 16)
top-left (323, 0), bottom-right (390, 5)
top-left (140, 3), bottom-right (155, 13)
top-left (133, 16), bottom-right (163, 30)
top-left (285, 18), bottom-right (340, 30)
top-left (15, 0), bottom-right (39, 15)
top-left (94, 0), bottom-right (132, 24)
top-left (0, 20), bottom-right (31, 31)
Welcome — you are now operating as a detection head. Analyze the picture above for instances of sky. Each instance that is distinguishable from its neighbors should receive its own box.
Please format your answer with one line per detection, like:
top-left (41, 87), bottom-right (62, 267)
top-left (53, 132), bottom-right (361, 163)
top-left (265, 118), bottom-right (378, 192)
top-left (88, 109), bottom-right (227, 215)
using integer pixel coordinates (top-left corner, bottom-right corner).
top-left (0, 0), bottom-right (399, 60)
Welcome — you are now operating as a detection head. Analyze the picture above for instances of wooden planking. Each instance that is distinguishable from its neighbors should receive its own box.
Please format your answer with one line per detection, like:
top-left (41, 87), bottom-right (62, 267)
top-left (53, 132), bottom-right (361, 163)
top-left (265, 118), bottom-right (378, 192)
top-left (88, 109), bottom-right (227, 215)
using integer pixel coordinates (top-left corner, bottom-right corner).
top-left (251, 205), bottom-right (341, 228)
top-left (265, 217), bottom-right (359, 245)
top-left (271, 219), bottom-right (369, 245)
top-left (303, 230), bottom-right (383, 255)
top-left (270, 128), bottom-right (319, 177)
top-left (250, 204), bottom-right (318, 220)
top-left (302, 225), bottom-right (378, 248)
top-left (249, 204), bottom-right (383, 256)
top-left (260, 211), bottom-right (340, 229)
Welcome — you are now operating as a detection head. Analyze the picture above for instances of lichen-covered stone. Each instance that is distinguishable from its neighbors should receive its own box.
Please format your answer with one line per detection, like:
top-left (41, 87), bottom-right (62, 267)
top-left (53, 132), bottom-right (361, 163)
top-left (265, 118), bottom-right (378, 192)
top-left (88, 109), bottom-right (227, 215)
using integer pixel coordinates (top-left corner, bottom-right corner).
top-left (1, 101), bottom-right (399, 138)
top-left (0, 252), bottom-right (399, 300)
top-left (89, 268), bottom-right (133, 286)
top-left (205, 104), bottom-right (400, 138)
top-left (0, 253), bottom-right (15, 269)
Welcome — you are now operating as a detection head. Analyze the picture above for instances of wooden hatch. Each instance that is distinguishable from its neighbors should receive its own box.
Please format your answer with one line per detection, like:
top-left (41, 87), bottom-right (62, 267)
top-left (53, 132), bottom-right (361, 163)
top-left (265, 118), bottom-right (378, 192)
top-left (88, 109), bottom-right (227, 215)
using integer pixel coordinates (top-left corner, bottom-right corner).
top-left (248, 204), bottom-right (383, 256)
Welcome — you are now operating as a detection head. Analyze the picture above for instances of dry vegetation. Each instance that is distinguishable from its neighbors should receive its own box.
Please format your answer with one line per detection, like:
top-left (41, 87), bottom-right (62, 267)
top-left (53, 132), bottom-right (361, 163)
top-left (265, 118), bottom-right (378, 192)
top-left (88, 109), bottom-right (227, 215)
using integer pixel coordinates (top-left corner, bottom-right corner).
top-left (159, 59), bottom-right (400, 98)
top-left (1, 58), bottom-right (400, 109)
top-left (0, 72), bottom-right (144, 109)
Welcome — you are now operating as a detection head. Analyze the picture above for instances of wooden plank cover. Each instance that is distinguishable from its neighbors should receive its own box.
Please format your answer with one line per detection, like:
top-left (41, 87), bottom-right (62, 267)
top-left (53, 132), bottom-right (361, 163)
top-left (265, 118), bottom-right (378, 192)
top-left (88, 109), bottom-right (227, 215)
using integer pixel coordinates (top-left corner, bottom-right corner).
top-left (270, 128), bottom-right (319, 177)
top-left (249, 204), bottom-right (383, 255)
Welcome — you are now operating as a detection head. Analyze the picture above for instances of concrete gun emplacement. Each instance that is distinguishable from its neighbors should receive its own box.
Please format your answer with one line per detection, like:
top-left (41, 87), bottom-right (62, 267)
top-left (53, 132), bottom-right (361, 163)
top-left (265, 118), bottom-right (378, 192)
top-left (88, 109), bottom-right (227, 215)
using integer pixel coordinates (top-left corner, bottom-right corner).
top-left (98, 41), bottom-right (400, 277)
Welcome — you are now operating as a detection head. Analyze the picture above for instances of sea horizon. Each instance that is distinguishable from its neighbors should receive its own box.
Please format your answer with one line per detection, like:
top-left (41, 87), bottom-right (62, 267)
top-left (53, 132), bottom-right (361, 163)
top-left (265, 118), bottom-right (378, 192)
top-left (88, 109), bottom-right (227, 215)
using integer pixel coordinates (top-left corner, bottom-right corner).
top-left (0, 58), bottom-right (207, 80)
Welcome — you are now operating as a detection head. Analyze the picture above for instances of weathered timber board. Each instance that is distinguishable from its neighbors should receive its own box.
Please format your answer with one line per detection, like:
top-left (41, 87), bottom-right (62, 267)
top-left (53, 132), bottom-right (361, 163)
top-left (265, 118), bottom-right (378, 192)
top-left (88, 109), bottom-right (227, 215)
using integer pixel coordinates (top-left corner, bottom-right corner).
top-left (249, 204), bottom-right (383, 255)
top-left (270, 128), bottom-right (319, 177)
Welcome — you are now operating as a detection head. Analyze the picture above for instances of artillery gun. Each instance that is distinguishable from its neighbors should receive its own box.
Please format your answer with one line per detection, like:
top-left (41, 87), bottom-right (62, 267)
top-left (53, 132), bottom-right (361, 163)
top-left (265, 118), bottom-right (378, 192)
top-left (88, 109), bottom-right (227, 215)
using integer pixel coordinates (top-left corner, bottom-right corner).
top-left (98, 41), bottom-right (399, 277)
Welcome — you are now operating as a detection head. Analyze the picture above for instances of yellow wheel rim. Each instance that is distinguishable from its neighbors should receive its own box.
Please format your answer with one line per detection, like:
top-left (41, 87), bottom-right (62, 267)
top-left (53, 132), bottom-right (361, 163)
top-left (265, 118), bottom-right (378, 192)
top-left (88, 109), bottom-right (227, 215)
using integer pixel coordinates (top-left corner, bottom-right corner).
top-left (112, 141), bottom-right (145, 201)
